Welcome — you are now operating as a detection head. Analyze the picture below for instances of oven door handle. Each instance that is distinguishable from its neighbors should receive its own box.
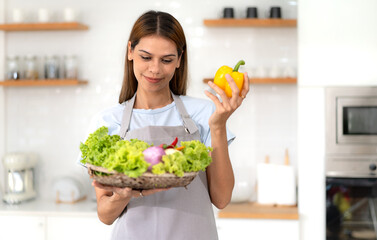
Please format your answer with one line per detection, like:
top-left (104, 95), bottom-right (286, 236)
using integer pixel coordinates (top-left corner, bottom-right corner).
top-left (369, 198), bottom-right (377, 234)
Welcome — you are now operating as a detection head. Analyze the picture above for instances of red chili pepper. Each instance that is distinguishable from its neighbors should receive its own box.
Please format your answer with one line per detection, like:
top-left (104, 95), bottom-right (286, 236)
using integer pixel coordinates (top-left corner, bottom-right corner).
top-left (159, 138), bottom-right (178, 149)
top-left (170, 137), bottom-right (178, 147)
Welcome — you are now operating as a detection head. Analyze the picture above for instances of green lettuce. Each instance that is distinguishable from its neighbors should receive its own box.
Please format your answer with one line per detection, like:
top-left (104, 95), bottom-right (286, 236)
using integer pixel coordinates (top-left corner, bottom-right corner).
top-left (80, 126), bottom-right (213, 178)
top-left (80, 126), bottom-right (121, 166)
top-left (80, 126), bottom-right (150, 178)
top-left (151, 140), bottom-right (213, 176)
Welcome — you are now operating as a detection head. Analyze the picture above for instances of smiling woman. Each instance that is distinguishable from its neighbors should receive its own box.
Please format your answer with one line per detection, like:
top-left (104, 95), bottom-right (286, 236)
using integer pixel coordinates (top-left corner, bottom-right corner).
top-left (85, 10), bottom-right (249, 240)
top-left (119, 11), bottom-right (188, 105)
top-left (127, 35), bottom-right (181, 109)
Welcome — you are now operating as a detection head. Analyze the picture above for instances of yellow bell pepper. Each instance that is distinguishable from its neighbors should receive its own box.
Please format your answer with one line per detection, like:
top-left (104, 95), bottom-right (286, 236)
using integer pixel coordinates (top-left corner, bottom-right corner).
top-left (213, 60), bottom-right (245, 98)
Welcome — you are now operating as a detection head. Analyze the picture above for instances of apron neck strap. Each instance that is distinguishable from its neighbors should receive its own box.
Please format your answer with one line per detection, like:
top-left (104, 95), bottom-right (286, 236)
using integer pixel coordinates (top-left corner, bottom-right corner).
top-left (171, 94), bottom-right (198, 134)
top-left (119, 92), bottom-right (198, 138)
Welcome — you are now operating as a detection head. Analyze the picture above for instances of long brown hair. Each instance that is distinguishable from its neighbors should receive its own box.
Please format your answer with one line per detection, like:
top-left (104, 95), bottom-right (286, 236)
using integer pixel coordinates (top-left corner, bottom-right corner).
top-left (119, 11), bottom-right (188, 103)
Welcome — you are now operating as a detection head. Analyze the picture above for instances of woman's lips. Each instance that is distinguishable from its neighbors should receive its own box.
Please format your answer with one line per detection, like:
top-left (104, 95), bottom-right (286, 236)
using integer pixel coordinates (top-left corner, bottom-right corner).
top-left (144, 76), bottom-right (163, 83)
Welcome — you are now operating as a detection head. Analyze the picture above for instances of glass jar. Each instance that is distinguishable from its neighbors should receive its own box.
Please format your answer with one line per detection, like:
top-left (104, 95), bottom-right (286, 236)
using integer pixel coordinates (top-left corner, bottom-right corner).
top-left (63, 55), bottom-right (78, 79)
top-left (24, 55), bottom-right (39, 79)
top-left (44, 55), bottom-right (60, 79)
top-left (6, 55), bottom-right (21, 80)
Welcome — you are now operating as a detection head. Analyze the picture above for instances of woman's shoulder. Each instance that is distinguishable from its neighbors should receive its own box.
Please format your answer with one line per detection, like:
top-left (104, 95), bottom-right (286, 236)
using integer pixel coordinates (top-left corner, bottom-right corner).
top-left (179, 95), bottom-right (215, 114)
top-left (88, 103), bottom-right (124, 133)
top-left (94, 103), bottom-right (124, 119)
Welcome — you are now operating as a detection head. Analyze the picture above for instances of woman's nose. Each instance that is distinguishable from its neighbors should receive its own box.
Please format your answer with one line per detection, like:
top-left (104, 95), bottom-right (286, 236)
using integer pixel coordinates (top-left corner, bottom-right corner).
top-left (148, 59), bottom-right (161, 74)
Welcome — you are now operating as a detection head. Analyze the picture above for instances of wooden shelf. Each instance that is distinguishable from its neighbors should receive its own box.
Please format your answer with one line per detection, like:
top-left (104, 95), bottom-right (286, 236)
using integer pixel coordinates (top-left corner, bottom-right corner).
top-left (0, 79), bottom-right (88, 87)
top-left (0, 22), bottom-right (89, 31)
top-left (218, 202), bottom-right (299, 220)
top-left (203, 19), bottom-right (297, 27)
top-left (203, 77), bottom-right (297, 84)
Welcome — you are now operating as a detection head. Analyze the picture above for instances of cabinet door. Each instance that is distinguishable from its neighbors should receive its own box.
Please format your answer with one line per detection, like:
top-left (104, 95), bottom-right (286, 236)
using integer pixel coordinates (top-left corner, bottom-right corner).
top-left (216, 218), bottom-right (299, 240)
top-left (46, 216), bottom-right (113, 240)
top-left (0, 215), bottom-right (46, 240)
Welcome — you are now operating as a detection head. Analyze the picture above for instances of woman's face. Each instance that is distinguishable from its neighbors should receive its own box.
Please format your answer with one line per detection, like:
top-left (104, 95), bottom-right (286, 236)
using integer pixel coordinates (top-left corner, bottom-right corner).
top-left (128, 35), bottom-right (181, 94)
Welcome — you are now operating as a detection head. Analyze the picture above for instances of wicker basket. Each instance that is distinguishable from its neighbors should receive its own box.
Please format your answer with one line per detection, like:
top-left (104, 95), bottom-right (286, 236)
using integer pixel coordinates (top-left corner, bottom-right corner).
top-left (86, 163), bottom-right (198, 190)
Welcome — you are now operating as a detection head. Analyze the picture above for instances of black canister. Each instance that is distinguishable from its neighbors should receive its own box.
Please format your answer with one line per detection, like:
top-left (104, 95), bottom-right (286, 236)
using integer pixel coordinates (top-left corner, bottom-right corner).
top-left (246, 7), bottom-right (258, 18)
top-left (223, 7), bottom-right (234, 18)
top-left (269, 6), bottom-right (282, 19)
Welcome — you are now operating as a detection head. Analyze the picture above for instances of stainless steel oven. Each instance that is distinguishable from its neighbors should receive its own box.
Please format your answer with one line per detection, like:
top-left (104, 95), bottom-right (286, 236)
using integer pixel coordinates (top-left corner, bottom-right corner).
top-left (326, 87), bottom-right (377, 239)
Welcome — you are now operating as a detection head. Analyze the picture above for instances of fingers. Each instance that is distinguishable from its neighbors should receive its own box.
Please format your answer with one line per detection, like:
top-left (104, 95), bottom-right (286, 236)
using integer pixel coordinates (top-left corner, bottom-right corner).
top-left (241, 72), bottom-right (250, 99)
top-left (92, 180), bottom-right (170, 198)
top-left (205, 80), bottom-right (230, 109)
top-left (92, 180), bottom-right (132, 197)
top-left (224, 74), bottom-right (240, 99)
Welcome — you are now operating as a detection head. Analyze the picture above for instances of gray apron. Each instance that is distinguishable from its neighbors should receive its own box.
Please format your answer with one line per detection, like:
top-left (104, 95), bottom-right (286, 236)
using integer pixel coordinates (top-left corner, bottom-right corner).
top-left (111, 93), bottom-right (218, 240)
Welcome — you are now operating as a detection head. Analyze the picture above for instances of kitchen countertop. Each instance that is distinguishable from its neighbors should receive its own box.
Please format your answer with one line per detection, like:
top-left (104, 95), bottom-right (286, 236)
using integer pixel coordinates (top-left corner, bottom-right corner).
top-left (0, 198), bottom-right (298, 220)
top-left (0, 198), bottom-right (98, 217)
top-left (218, 202), bottom-right (299, 220)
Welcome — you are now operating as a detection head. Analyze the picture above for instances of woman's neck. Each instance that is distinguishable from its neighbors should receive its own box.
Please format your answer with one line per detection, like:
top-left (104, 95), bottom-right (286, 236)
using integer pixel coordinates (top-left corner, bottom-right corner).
top-left (134, 89), bottom-right (173, 109)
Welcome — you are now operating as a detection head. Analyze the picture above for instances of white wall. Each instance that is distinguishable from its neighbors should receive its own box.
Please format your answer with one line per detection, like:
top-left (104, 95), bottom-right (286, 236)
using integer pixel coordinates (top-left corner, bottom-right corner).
top-left (299, 0), bottom-right (377, 87)
top-left (298, 0), bottom-right (377, 239)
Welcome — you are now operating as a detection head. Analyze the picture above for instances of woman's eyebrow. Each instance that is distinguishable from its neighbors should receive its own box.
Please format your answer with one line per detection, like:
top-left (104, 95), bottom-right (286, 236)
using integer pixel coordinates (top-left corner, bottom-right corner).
top-left (138, 49), bottom-right (176, 57)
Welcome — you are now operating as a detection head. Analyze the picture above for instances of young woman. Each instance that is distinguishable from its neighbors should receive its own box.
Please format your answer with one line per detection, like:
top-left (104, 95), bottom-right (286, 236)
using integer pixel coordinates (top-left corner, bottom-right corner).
top-left (89, 10), bottom-right (249, 239)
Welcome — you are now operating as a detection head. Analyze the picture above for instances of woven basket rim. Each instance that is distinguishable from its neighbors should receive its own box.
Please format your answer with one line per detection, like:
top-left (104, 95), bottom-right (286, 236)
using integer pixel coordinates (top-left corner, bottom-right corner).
top-left (86, 163), bottom-right (198, 178)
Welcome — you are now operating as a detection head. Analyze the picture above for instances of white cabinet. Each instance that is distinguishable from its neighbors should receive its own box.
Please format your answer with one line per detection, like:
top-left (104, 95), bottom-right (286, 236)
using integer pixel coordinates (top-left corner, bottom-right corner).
top-left (216, 218), bottom-right (299, 240)
top-left (47, 216), bottom-right (113, 240)
top-left (0, 215), bottom-right (113, 240)
top-left (0, 215), bottom-right (46, 240)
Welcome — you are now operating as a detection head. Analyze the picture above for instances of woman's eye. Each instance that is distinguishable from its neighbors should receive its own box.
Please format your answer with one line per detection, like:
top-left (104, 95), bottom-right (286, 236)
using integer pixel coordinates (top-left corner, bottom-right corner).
top-left (141, 56), bottom-right (151, 60)
top-left (162, 59), bottom-right (173, 64)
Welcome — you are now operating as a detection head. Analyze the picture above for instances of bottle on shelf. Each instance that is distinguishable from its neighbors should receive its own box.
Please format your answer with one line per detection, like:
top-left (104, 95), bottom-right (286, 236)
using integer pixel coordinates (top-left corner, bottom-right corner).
top-left (24, 55), bottom-right (39, 80)
top-left (44, 55), bottom-right (60, 79)
top-left (63, 55), bottom-right (78, 79)
top-left (6, 55), bottom-right (21, 80)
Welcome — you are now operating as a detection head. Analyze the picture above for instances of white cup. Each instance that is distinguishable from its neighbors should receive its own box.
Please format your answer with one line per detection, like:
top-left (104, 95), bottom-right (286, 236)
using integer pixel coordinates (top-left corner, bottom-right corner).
top-left (282, 66), bottom-right (296, 78)
top-left (255, 66), bottom-right (267, 78)
top-left (63, 8), bottom-right (76, 22)
top-left (12, 8), bottom-right (24, 23)
top-left (268, 65), bottom-right (281, 78)
top-left (38, 8), bottom-right (50, 23)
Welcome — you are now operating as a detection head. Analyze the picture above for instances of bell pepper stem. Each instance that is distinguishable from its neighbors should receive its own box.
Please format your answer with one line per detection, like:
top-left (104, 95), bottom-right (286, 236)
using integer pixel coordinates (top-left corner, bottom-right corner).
top-left (233, 60), bottom-right (245, 72)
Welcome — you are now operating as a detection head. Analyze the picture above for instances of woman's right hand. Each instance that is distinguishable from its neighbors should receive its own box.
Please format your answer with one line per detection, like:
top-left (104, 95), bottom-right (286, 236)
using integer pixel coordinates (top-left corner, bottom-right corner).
top-left (92, 180), bottom-right (169, 199)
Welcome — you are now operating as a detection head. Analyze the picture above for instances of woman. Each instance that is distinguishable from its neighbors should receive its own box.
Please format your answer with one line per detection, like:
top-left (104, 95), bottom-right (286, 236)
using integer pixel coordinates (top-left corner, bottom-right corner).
top-left (89, 10), bottom-right (249, 239)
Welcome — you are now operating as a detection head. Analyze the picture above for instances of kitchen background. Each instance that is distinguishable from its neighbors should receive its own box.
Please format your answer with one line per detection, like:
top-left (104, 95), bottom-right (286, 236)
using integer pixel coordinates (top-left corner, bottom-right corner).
top-left (0, 0), bottom-right (376, 239)
top-left (0, 0), bottom-right (298, 201)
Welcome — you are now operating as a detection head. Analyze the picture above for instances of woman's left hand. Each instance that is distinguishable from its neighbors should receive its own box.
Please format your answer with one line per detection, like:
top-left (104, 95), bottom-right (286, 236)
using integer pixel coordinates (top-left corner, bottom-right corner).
top-left (205, 72), bottom-right (249, 128)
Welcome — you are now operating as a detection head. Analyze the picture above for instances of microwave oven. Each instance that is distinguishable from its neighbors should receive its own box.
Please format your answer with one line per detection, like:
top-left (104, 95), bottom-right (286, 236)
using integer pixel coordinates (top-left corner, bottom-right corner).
top-left (325, 87), bottom-right (377, 177)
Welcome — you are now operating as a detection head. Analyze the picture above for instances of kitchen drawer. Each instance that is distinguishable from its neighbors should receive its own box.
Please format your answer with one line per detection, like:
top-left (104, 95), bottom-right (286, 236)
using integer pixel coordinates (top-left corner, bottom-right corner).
top-left (216, 218), bottom-right (299, 240)
top-left (47, 216), bottom-right (113, 240)
top-left (0, 215), bottom-right (46, 240)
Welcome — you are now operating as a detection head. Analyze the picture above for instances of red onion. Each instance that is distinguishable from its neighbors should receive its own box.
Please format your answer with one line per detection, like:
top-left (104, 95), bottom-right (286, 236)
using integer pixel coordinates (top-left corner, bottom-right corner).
top-left (143, 146), bottom-right (166, 170)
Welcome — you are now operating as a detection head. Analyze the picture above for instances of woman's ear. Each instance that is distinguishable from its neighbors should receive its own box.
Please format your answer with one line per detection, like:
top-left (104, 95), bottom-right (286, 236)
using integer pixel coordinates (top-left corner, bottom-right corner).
top-left (127, 41), bottom-right (133, 61)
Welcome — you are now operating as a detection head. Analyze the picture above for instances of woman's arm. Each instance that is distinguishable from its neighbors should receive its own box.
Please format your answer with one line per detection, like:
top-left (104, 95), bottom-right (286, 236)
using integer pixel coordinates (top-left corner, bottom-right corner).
top-left (93, 181), bottom-right (169, 225)
top-left (204, 73), bottom-right (249, 209)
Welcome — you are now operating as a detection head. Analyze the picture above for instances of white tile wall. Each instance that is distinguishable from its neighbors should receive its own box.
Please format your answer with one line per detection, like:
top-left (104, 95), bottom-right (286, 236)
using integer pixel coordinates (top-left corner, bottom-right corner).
top-left (0, 0), bottom-right (297, 200)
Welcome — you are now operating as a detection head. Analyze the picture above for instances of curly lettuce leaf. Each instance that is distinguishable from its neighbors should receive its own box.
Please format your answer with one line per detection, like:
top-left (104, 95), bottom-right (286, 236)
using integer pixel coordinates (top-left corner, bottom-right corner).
top-left (80, 126), bottom-right (121, 166)
top-left (102, 139), bottom-right (150, 178)
top-left (151, 140), bottom-right (212, 176)
top-left (180, 140), bottom-right (213, 172)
